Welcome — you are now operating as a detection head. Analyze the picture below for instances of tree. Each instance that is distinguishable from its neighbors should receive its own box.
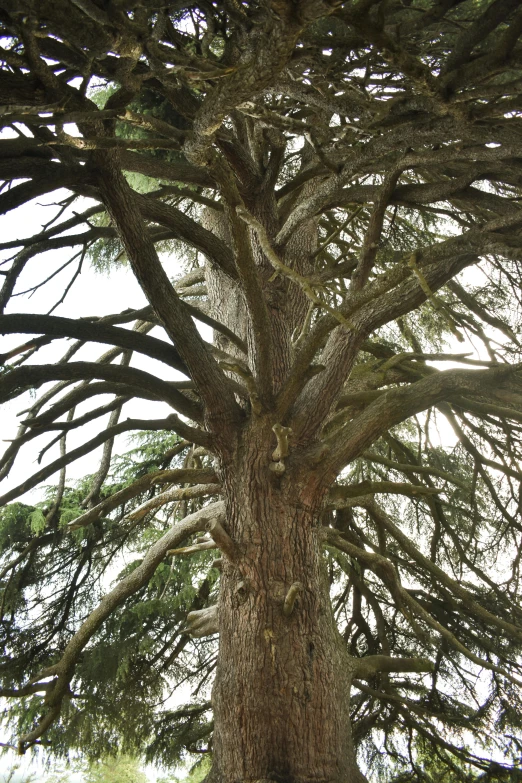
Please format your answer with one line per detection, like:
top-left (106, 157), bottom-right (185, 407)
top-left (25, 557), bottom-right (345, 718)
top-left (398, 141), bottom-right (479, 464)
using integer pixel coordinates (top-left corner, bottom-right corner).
top-left (46, 755), bottom-right (148, 783)
top-left (0, 0), bottom-right (522, 781)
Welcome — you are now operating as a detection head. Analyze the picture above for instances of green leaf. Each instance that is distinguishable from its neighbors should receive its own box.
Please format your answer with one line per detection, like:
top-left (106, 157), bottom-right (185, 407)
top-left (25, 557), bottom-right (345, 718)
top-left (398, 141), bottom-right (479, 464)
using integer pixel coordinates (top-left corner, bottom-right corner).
top-left (28, 508), bottom-right (46, 535)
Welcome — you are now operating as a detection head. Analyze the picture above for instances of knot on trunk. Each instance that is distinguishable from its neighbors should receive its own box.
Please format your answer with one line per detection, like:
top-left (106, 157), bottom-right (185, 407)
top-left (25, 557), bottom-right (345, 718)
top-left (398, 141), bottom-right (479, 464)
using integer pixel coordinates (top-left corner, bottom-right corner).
top-left (233, 579), bottom-right (251, 607)
top-left (270, 423), bottom-right (292, 474)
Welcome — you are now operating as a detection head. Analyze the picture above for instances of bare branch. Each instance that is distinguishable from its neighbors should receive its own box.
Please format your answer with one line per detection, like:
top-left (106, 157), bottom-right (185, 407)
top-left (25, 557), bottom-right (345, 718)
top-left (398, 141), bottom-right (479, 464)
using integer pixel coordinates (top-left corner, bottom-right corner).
top-left (0, 313), bottom-right (187, 374)
top-left (66, 465), bottom-right (218, 531)
top-left (127, 483), bottom-right (222, 523)
top-left (353, 655), bottom-right (434, 680)
top-left (324, 364), bottom-right (522, 474)
top-left (0, 362), bottom-right (201, 421)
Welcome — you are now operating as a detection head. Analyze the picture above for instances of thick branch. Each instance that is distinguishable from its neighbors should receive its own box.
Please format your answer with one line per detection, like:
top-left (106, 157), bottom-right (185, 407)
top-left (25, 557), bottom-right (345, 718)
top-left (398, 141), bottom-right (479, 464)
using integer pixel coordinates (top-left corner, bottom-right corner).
top-left (0, 314), bottom-right (187, 374)
top-left (18, 501), bottom-right (225, 752)
top-left (353, 655), bottom-right (434, 680)
top-left (95, 151), bottom-right (241, 431)
top-left (0, 415), bottom-right (209, 507)
top-left (0, 362), bottom-right (201, 421)
top-left (324, 364), bottom-right (522, 474)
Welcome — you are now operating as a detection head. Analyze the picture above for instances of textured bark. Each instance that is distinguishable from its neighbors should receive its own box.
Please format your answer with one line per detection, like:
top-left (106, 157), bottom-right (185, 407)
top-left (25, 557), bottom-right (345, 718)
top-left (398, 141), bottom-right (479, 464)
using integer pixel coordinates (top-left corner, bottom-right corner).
top-left (209, 421), bottom-right (365, 783)
top-left (203, 174), bottom-right (367, 778)
top-left (203, 208), bottom-right (248, 361)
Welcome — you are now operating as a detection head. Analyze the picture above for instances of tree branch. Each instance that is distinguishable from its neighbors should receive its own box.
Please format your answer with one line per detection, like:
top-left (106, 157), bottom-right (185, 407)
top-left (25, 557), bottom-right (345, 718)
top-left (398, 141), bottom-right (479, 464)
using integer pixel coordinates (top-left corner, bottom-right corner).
top-left (325, 527), bottom-right (522, 685)
top-left (353, 655), bottom-right (434, 680)
top-left (18, 501), bottom-right (225, 753)
top-left (0, 415), bottom-right (209, 507)
top-left (126, 483), bottom-right (222, 522)
top-left (324, 364), bottom-right (522, 475)
top-left (95, 151), bottom-right (242, 432)
top-left (0, 313), bottom-right (187, 373)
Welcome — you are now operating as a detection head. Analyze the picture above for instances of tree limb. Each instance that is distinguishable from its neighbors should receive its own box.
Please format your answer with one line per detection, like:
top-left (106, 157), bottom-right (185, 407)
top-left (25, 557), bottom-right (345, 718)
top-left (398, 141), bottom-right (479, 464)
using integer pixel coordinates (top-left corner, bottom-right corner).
top-left (18, 501), bottom-right (225, 753)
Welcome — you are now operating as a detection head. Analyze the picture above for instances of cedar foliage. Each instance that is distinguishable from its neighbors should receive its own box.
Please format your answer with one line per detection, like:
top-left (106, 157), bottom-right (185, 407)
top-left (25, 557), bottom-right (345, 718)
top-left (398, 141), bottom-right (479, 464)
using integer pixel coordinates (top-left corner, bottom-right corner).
top-left (0, 1), bottom-right (522, 780)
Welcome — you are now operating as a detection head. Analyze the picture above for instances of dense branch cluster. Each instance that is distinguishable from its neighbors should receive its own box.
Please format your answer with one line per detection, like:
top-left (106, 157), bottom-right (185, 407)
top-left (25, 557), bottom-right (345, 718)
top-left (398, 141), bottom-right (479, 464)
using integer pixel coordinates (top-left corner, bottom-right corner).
top-left (1, 0), bottom-right (522, 779)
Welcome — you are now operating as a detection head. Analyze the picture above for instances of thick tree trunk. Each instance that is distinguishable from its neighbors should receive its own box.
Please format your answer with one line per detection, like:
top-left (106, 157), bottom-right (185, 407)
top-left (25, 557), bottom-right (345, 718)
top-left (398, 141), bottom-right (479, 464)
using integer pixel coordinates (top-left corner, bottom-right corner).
top-left (209, 421), bottom-right (366, 783)
top-left (201, 174), bottom-right (367, 780)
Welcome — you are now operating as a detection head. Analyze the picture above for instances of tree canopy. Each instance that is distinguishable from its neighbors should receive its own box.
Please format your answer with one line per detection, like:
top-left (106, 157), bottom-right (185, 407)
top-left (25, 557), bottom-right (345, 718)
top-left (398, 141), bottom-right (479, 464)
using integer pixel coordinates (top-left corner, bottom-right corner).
top-left (1, 1), bottom-right (522, 781)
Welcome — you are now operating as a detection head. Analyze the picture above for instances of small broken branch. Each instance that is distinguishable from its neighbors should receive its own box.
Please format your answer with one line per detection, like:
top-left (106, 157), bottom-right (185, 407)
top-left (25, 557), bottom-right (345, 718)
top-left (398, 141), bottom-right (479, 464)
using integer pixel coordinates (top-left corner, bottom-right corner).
top-left (167, 540), bottom-right (218, 557)
top-left (206, 518), bottom-right (239, 562)
top-left (283, 581), bottom-right (303, 617)
top-left (186, 605), bottom-right (219, 638)
top-left (270, 422), bottom-right (292, 474)
top-left (272, 423), bottom-right (292, 461)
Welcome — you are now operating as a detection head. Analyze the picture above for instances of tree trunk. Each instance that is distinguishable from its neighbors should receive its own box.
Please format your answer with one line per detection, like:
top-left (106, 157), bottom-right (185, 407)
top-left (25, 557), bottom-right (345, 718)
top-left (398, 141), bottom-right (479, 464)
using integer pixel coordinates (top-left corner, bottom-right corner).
top-left (209, 420), bottom-right (366, 783)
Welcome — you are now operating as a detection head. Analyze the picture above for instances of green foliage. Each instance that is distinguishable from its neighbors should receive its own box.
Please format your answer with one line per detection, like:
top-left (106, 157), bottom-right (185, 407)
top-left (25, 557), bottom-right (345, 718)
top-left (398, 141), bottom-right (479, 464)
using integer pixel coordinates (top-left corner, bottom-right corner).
top-left (0, 430), bottom-right (217, 767)
top-left (27, 509), bottom-right (46, 535)
top-left (45, 754), bottom-right (148, 783)
top-left (86, 212), bottom-right (125, 274)
top-left (165, 756), bottom-right (211, 783)
top-left (0, 502), bottom-right (33, 549)
top-left (85, 84), bottom-right (193, 275)
top-left (112, 432), bottom-right (186, 486)
top-left (89, 83), bottom-right (118, 110)
top-left (84, 755), bottom-right (148, 783)
top-left (387, 740), bottom-right (482, 782)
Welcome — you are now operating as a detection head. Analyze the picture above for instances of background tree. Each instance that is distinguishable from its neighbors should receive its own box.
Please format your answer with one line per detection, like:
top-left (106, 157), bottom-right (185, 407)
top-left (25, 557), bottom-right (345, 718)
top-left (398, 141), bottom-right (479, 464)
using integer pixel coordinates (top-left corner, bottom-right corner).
top-left (45, 754), bottom-right (148, 783)
top-left (1, 1), bottom-right (522, 781)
